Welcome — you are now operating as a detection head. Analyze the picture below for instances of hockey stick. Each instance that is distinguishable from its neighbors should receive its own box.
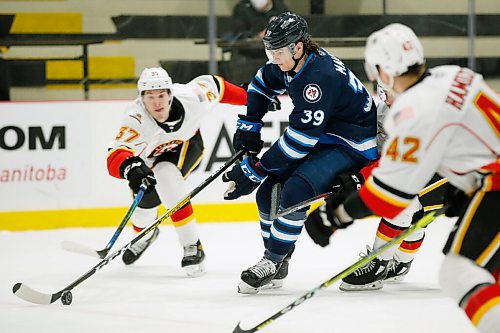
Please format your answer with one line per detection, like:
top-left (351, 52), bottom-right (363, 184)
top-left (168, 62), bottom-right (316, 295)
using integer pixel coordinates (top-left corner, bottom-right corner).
top-left (275, 191), bottom-right (332, 218)
top-left (61, 184), bottom-right (147, 259)
top-left (277, 175), bottom-right (448, 219)
top-left (269, 183), bottom-right (281, 221)
top-left (12, 150), bottom-right (244, 306)
top-left (274, 185), bottom-right (341, 219)
top-left (233, 208), bottom-right (443, 333)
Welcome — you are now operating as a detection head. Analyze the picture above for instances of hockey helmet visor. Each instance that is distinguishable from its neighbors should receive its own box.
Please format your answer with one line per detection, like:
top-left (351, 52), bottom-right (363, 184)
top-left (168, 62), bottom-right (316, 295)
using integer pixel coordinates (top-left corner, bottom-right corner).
top-left (265, 45), bottom-right (296, 64)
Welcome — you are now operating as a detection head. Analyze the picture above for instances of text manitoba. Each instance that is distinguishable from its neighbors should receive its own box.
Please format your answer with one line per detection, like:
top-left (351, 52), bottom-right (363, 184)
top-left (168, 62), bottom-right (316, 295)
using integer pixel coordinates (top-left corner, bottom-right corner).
top-left (0, 165), bottom-right (66, 182)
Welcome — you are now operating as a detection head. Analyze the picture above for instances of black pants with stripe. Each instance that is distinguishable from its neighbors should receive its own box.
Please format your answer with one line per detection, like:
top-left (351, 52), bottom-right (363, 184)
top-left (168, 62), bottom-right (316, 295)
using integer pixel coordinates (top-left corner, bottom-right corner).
top-left (443, 187), bottom-right (499, 274)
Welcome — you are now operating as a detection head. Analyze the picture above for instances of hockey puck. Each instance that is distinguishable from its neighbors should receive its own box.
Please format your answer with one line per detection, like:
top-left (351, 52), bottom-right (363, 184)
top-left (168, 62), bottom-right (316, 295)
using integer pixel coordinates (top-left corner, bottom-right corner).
top-left (61, 290), bottom-right (72, 305)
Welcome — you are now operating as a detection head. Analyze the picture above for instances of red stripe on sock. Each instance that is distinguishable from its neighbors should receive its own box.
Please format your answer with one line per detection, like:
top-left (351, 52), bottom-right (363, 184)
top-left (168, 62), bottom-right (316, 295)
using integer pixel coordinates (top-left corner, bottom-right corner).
top-left (399, 237), bottom-right (425, 251)
top-left (171, 203), bottom-right (194, 222)
top-left (132, 225), bottom-right (144, 233)
top-left (377, 218), bottom-right (407, 239)
top-left (464, 284), bottom-right (500, 320)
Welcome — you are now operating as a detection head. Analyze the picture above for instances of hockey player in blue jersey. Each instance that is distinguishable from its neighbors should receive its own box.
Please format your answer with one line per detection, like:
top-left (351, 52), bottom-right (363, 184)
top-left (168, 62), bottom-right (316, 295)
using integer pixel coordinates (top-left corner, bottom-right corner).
top-left (222, 12), bottom-right (378, 294)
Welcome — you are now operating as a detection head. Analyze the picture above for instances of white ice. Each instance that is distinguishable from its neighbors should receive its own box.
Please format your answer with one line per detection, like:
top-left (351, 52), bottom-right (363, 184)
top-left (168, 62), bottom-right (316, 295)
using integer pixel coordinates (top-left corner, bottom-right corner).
top-left (0, 216), bottom-right (477, 333)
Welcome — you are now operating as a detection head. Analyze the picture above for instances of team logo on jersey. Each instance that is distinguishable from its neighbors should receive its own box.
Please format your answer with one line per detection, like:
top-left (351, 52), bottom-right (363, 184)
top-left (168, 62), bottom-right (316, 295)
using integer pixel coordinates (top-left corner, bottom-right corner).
top-left (303, 84), bottom-right (322, 103)
top-left (148, 140), bottom-right (183, 158)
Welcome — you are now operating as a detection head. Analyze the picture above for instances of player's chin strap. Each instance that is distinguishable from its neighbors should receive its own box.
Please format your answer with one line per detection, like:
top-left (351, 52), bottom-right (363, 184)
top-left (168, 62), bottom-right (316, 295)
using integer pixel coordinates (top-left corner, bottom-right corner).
top-left (288, 50), bottom-right (307, 74)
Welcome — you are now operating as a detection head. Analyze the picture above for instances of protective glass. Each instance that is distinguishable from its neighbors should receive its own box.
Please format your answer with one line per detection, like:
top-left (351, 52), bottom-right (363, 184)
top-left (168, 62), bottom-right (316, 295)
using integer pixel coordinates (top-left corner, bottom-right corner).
top-left (265, 45), bottom-right (295, 64)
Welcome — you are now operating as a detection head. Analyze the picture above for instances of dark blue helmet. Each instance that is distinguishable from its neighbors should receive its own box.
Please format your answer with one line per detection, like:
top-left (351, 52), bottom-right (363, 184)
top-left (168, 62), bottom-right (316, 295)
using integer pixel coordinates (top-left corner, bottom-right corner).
top-left (263, 12), bottom-right (309, 50)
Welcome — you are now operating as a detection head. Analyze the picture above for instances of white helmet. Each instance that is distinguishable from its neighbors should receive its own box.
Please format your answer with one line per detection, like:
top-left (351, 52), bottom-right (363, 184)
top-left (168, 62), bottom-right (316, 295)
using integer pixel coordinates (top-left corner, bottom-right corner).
top-left (364, 23), bottom-right (424, 82)
top-left (137, 67), bottom-right (172, 94)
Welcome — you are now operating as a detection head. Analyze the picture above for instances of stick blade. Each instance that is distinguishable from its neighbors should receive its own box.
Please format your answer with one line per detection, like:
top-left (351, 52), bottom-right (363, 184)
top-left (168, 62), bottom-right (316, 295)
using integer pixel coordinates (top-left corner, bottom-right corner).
top-left (233, 322), bottom-right (256, 333)
top-left (12, 283), bottom-right (56, 305)
top-left (269, 183), bottom-right (281, 221)
top-left (61, 240), bottom-right (102, 258)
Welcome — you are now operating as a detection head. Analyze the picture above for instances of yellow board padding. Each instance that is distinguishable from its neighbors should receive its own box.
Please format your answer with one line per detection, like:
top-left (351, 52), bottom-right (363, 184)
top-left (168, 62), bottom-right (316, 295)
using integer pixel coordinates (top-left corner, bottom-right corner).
top-left (46, 57), bottom-right (135, 80)
top-left (46, 60), bottom-right (82, 79)
top-left (89, 57), bottom-right (135, 79)
top-left (10, 13), bottom-right (82, 34)
top-left (0, 202), bottom-right (260, 231)
top-left (46, 83), bottom-right (136, 90)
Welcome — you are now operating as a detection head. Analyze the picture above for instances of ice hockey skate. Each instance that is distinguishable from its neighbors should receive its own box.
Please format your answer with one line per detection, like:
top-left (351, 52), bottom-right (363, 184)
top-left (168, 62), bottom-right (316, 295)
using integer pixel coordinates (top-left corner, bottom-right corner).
top-left (122, 227), bottom-right (160, 265)
top-left (181, 240), bottom-right (206, 277)
top-left (384, 259), bottom-right (413, 283)
top-left (265, 246), bottom-right (294, 290)
top-left (339, 246), bottom-right (390, 291)
top-left (238, 257), bottom-right (280, 294)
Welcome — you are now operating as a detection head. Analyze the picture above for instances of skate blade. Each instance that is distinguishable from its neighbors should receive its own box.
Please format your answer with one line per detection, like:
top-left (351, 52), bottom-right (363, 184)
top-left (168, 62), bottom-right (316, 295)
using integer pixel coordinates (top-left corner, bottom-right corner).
top-left (237, 281), bottom-right (260, 294)
top-left (260, 279), bottom-right (283, 290)
top-left (384, 275), bottom-right (406, 283)
top-left (237, 279), bottom-right (283, 294)
top-left (184, 263), bottom-right (206, 278)
top-left (339, 280), bottom-right (383, 291)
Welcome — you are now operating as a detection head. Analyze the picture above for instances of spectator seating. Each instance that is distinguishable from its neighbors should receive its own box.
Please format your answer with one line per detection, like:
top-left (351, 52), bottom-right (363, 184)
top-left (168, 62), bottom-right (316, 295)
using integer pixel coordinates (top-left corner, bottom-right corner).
top-left (1, 0), bottom-right (499, 100)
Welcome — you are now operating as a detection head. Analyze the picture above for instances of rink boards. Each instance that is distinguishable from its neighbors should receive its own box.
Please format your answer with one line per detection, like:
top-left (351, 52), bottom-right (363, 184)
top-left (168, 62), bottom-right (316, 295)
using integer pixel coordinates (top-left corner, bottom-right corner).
top-left (0, 98), bottom-right (292, 230)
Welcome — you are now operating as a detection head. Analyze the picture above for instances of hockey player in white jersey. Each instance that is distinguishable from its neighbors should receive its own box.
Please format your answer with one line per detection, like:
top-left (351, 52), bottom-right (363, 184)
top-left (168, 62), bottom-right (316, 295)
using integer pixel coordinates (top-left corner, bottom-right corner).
top-left (305, 85), bottom-right (448, 291)
top-left (107, 67), bottom-right (246, 277)
top-left (322, 24), bottom-right (499, 333)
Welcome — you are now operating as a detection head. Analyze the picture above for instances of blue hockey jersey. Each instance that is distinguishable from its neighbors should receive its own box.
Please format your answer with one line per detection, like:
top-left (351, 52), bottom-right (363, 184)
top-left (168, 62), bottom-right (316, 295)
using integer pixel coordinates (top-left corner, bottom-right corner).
top-left (247, 49), bottom-right (378, 175)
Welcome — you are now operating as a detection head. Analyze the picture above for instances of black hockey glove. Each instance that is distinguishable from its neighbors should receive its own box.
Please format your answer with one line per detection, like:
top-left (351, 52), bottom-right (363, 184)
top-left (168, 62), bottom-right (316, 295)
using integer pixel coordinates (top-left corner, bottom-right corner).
top-left (443, 183), bottom-right (470, 217)
top-left (305, 199), bottom-right (353, 247)
top-left (410, 208), bottom-right (425, 225)
top-left (233, 115), bottom-right (264, 156)
top-left (305, 203), bottom-right (335, 247)
top-left (222, 156), bottom-right (266, 200)
top-left (268, 96), bottom-right (281, 112)
top-left (328, 171), bottom-right (365, 207)
top-left (120, 156), bottom-right (157, 193)
top-left (304, 172), bottom-right (362, 247)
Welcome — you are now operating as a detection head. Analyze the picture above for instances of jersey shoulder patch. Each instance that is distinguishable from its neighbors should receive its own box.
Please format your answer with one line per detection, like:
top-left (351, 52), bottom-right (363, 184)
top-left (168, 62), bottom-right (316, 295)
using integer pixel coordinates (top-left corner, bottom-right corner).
top-left (387, 91), bottom-right (436, 136)
top-left (187, 75), bottom-right (221, 103)
top-left (124, 101), bottom-right (146, 125)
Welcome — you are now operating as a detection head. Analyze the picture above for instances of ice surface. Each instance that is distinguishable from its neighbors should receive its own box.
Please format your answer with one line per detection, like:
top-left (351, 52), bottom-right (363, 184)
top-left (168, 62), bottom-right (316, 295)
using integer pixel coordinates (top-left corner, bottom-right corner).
top-left (0, 216), bottom-right (477, 333)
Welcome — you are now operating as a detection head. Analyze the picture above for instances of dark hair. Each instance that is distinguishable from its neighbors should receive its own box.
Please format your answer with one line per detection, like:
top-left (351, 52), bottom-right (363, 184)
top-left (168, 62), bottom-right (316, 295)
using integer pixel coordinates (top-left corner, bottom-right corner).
top-left (401, 63), bottom-right (426, 77)
top-left (303, 37), bottom-right (320, 54)
top-left (141, 88), bottom-right (170, 96)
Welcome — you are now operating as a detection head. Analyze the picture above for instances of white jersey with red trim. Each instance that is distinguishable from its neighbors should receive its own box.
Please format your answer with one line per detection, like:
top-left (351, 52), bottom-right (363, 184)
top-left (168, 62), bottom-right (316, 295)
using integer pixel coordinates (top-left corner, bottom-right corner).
top-left (108, 75), bottom-right (226, 168)
top-left (363, 65), bottom-right (499, 217)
